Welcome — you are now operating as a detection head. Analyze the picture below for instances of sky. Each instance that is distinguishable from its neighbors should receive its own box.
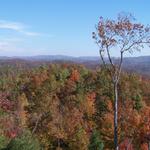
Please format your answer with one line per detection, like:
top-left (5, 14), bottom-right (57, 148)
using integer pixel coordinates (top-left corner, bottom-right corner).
top-left (0, 0), bottom-right (150, 57)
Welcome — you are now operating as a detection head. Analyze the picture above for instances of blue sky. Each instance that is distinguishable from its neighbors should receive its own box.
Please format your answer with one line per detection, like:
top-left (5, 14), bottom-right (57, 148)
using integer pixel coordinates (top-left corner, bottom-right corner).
top-left (0, 0), bottom-right (150, 56)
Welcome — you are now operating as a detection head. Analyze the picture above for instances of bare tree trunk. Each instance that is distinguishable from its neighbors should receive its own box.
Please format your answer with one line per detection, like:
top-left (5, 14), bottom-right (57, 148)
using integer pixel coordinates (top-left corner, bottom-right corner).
top-left (114, 82), bottom-right (119, 150)
top-left (32, 114), bottom-right (41, 135)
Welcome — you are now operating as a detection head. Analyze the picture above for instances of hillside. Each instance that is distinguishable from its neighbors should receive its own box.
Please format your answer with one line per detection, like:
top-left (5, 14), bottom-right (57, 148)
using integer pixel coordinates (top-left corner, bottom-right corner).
top-left (0, 55), bottom-right (150, 75)
top-left (0, 63), bottom-right (150, 149)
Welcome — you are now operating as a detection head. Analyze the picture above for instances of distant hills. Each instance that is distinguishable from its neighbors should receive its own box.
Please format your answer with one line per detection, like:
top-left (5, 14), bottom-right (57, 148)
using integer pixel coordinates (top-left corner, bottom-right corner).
top-left (0, 55), bottom-right (150, 75)
top-left (0, 55), bottom-right (100, 62)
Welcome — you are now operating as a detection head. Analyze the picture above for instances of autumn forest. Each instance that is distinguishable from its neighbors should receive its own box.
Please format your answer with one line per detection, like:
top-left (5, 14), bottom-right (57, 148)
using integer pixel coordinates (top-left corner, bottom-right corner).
top-left (0, 1), bottom-right (150, 149)
top-left (0, 62), bottom-right (150, 150)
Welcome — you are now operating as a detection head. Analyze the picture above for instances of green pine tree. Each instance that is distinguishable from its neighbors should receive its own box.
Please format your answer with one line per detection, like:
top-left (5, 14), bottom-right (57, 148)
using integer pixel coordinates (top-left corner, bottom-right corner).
top-left (88, 130), bottom-right (104, 150)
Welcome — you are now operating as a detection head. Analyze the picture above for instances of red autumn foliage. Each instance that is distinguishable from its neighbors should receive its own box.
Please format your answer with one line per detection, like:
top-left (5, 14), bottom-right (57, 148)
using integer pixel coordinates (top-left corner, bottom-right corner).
top-left (141, 143), bottom-right (149, 150)
top-left (70, 69), bottom-right (80, 82)
top-left (119, 138), bottom-right (134, 150)
top-left (6, 129), bottom-right (18, 138)
top-left (0, 92), bottom-right (14, 111)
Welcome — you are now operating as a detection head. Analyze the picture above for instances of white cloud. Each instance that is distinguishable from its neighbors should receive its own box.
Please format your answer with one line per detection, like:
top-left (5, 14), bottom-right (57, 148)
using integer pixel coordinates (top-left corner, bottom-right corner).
top-left (0, 38), bottom-right (19, 52)
top-left (0, 20), bottom-right (53, 55)
top-left (0, 39), bottom-right (27, 56)
top-left (0, 20), bottom-right (41, 37)
top-left (21, 31), bottom-right (41, 36)
top-left (0, 41), bottom-right (9, 49)
top-left (0, 20), bottom-right (24, 31)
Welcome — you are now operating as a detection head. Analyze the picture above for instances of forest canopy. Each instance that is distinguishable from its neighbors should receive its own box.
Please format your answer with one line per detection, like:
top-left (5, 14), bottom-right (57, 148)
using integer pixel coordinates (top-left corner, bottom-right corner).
top-left (0, 63), bottom-right (150, 149)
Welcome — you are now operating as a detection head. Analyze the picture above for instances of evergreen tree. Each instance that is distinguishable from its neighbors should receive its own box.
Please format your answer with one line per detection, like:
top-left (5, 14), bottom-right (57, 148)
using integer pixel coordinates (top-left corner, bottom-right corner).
top-left (89, 130), bottom-right (104, 150)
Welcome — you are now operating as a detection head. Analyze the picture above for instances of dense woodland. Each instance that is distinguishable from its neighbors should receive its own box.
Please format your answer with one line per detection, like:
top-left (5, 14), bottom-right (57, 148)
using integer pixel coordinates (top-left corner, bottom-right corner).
top-left (0, 63), bottom-right (150, 149)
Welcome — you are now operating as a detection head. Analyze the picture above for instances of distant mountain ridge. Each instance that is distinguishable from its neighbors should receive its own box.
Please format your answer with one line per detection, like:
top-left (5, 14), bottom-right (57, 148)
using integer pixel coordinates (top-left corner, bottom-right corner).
top-left (0, 55), bottom-right (150, 75)
top-left (0, 55), bottom-right (100, 62)
top-left (0, 54), bottom-right (149, 61)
